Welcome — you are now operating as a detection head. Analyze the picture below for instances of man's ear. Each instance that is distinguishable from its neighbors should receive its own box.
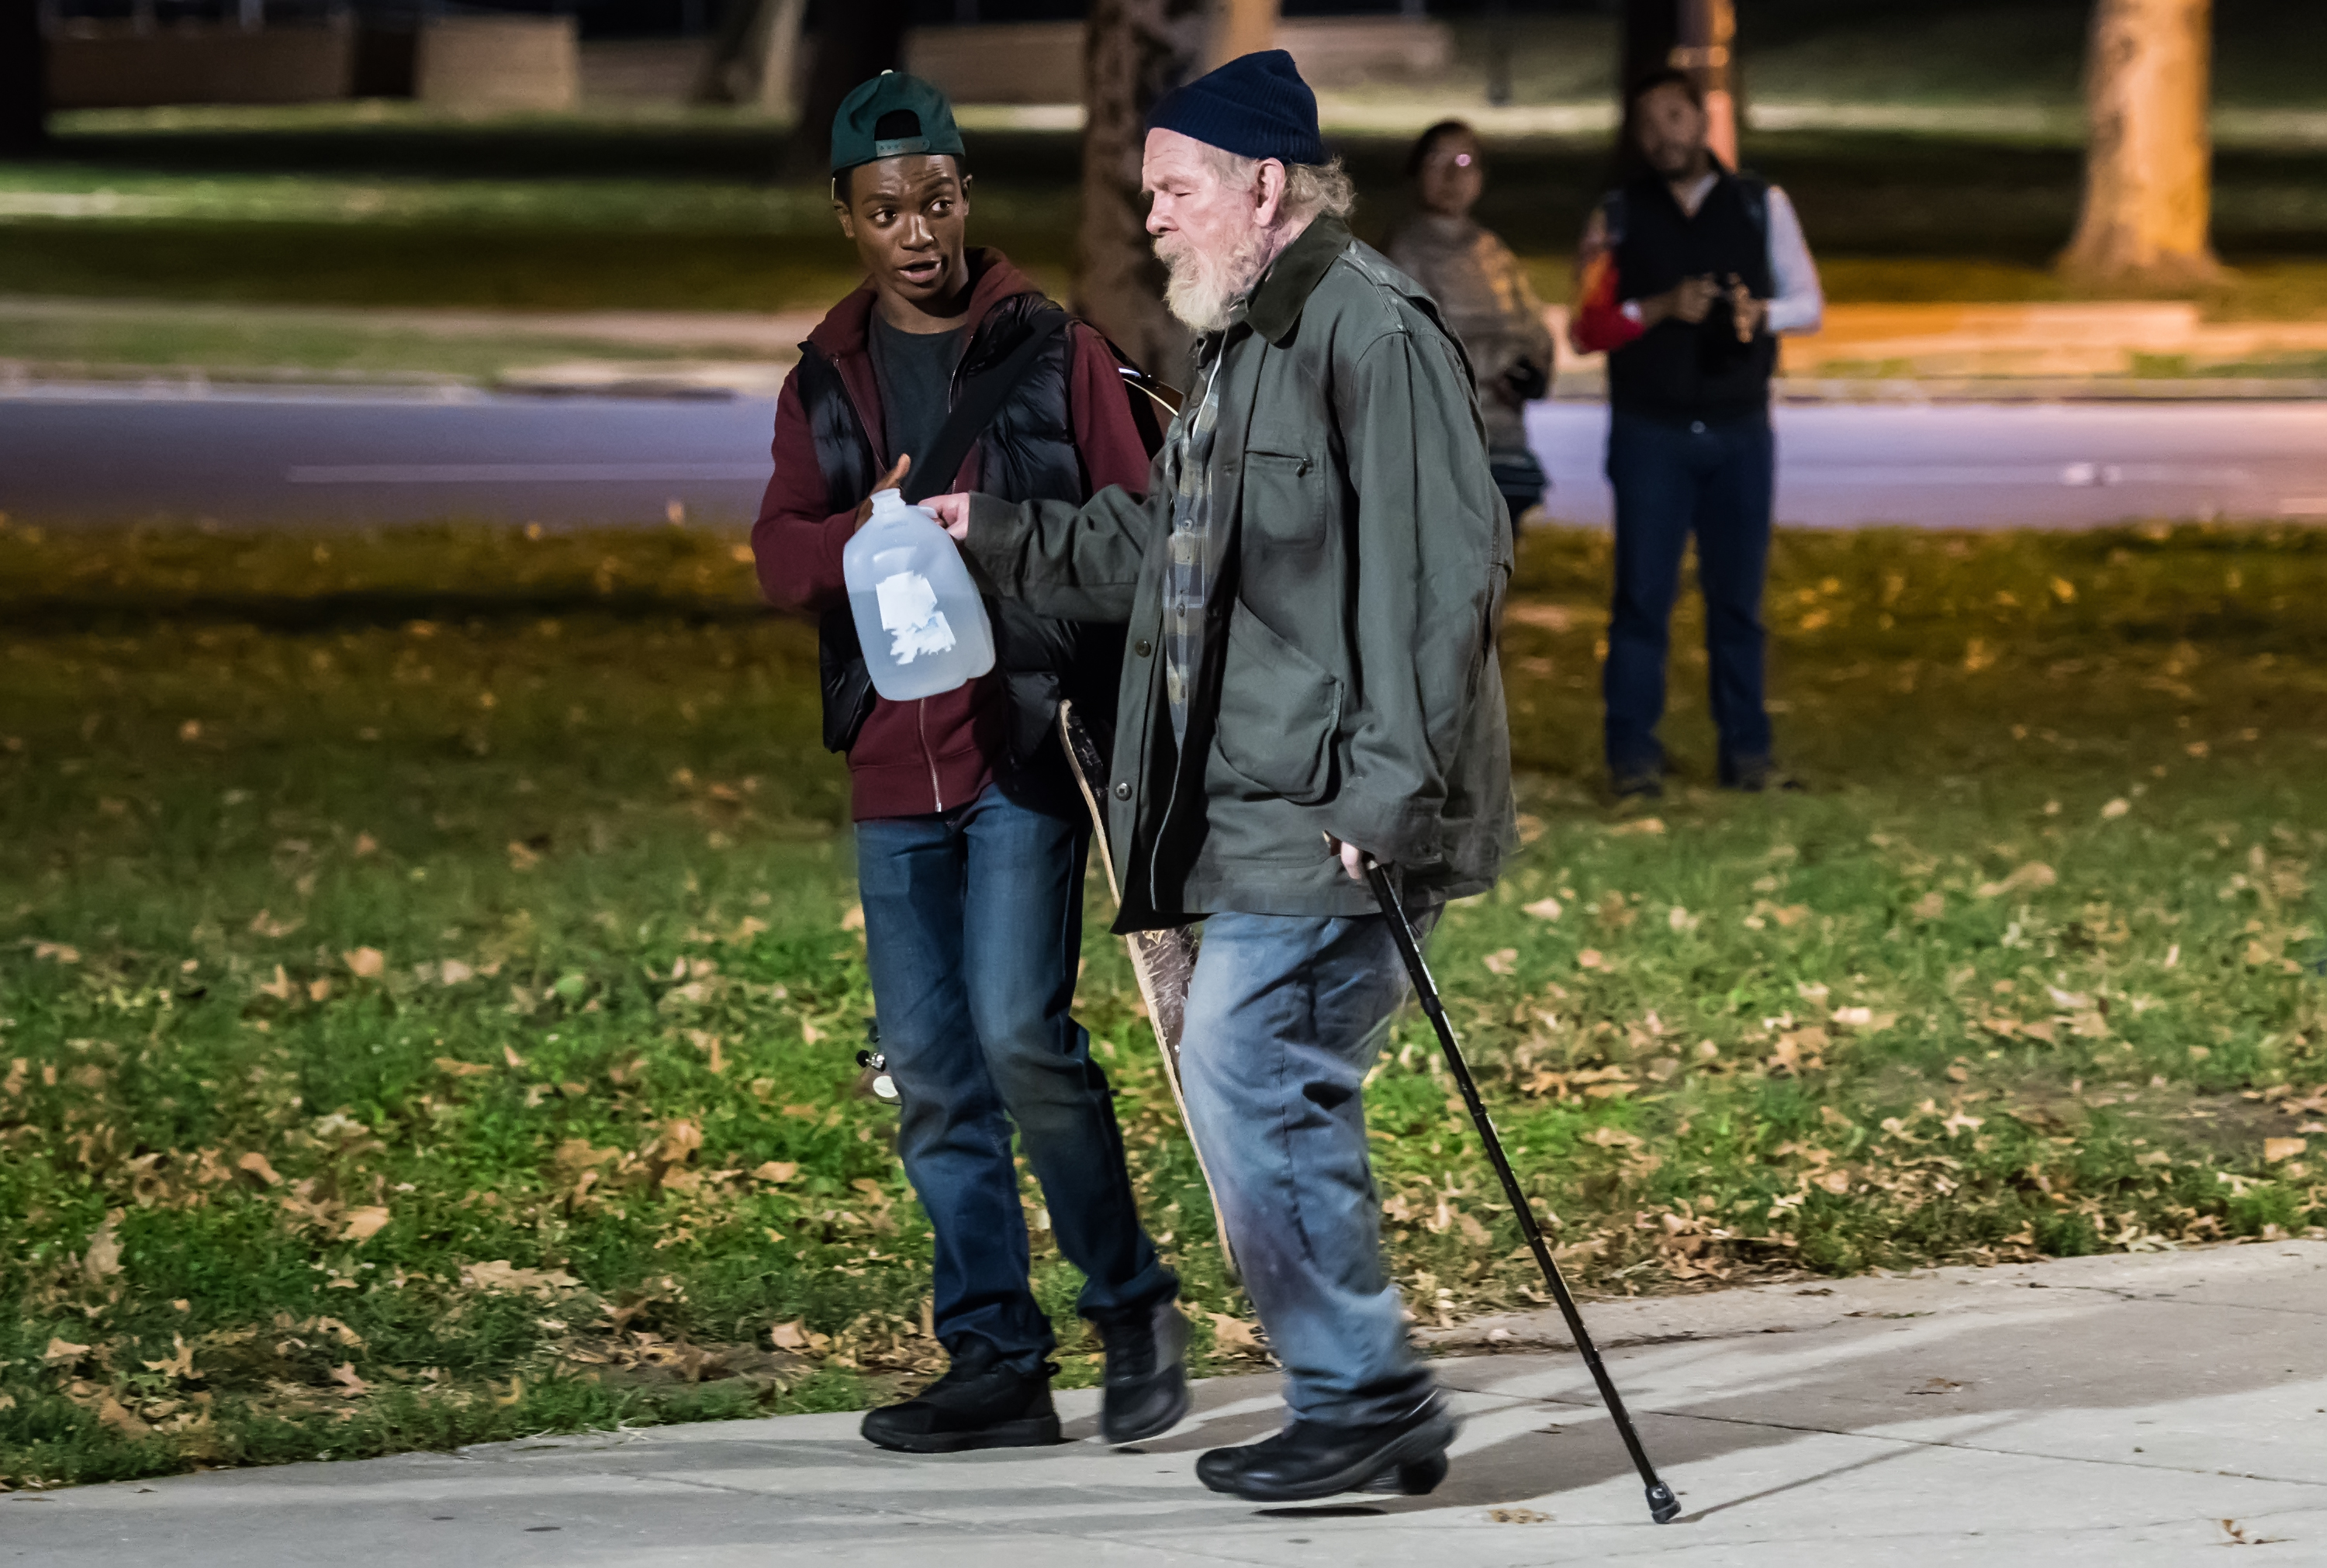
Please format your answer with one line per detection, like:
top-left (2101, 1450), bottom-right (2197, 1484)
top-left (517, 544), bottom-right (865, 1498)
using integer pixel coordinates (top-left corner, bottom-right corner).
top-left (831, 173), bottom-right (854, 238)
top-left (1253, 159), bottom-right (1289, 228)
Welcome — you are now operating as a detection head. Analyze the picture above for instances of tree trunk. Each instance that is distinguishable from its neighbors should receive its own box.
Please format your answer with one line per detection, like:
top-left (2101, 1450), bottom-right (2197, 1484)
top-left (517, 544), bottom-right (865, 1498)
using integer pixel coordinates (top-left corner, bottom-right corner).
top-left (1207, 0), bottom-right (1276, 70)
top-left (1623, 0), bottom-right (1736, 168)
top-left (2060, 0), bottom-right (2219, 288)
top-left (1076, 0), bottom-right (1205, 384)
top-left (2, 0), bottom-right (48, 157)
top-left (787, 0), bottom-right (908, 178)
top-left (696, 0), bottom-right (811, 118)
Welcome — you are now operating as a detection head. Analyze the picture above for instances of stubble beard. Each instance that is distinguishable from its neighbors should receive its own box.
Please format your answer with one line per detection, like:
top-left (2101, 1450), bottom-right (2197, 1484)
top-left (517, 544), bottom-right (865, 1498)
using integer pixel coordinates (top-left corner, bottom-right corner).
top-left (1157, 223), bottom-right (1276, 334)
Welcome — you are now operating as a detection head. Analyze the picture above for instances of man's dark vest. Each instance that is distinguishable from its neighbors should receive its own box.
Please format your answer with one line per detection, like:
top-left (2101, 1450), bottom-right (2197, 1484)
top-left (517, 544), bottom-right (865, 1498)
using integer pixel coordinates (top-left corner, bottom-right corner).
top-left (1607, 169), bottom-right (1776, 425)
top-left (794, 290), bottom-right (1128, 777)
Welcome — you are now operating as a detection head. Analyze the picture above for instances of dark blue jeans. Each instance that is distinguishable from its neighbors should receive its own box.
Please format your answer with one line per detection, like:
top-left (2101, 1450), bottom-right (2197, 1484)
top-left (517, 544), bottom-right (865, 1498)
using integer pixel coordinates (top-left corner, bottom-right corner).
top-left (855, 784), bottom-right (1175, 1371)
top-left (1603, 409), bottom-right (1776, 782)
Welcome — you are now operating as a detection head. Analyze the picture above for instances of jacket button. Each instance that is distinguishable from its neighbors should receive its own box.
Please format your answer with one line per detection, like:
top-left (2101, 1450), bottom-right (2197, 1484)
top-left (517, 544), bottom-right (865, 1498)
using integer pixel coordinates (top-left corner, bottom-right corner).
top-left (1134, 639), bottom-right (1153, 658)
top-left (1113, 782), bottom-right (1132, 801)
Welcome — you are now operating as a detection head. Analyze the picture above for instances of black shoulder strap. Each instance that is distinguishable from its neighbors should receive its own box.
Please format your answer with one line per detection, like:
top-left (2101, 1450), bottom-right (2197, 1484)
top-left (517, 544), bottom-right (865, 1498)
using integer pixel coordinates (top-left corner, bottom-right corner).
top-left (901, 307), bottom-right (1071, 504)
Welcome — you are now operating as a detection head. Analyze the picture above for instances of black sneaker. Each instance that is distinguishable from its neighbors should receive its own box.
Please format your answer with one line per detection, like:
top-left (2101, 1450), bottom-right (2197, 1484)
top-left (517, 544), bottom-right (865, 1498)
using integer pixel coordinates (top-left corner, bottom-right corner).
top-left (1195, 1394), bottom-right (1455, 1503)
top-left (1612, 769), bottom-right (1665, 800)
top-left (1722, 755), bottom-right (1803, 793)
top-left (859, 1340), bottom-right (1063, 1454)
top-left (1094, 1300), bottom-right (1191, 1445)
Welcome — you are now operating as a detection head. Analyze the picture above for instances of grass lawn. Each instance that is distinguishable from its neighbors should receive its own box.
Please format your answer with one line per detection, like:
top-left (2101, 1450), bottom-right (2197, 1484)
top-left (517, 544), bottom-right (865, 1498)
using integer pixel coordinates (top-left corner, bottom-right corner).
top-left (5, 112), bottom-right (2325, 325)
top-left (2, 517), bottom-right (2324, 1492)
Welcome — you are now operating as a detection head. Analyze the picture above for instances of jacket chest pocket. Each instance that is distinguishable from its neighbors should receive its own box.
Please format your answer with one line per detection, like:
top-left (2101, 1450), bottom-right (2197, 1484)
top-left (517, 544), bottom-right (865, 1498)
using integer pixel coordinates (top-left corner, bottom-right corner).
top-left (1240, 447), bottom-right (1325, 551)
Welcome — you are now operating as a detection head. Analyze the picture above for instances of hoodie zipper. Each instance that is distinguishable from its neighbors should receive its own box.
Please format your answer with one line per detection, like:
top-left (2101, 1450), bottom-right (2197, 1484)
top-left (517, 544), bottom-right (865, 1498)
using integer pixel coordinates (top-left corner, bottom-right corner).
top-left (918, 699), bottom-right (943, 813)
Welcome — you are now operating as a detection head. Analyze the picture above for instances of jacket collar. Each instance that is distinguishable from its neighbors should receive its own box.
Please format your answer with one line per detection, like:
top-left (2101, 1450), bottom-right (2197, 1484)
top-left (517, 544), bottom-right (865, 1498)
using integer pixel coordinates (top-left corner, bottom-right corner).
top-left (1244, 216), bottom-right (1351, 347)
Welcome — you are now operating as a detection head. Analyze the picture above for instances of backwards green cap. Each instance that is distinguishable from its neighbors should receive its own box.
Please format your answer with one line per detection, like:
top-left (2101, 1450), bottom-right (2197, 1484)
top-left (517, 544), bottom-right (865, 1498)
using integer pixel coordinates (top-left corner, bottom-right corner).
top-left (830, 71), bottom-right (966, 178)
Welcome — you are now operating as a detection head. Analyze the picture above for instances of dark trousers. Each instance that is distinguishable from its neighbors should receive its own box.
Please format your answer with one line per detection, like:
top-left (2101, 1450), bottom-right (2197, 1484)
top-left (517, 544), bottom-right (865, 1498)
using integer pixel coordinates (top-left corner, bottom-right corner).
top-left (856, 784), bottom-right (1176, 1370)
top-left (1602, 409), bottom-right (1776, 782)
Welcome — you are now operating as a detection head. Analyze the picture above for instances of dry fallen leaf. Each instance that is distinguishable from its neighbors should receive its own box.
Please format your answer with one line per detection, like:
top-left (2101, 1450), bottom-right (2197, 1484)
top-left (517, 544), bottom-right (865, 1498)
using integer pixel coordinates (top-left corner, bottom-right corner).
top-left (434, 1056), bottom-right (491, 1078)
top-left (33, 941), bottom-right (81, 964)
top-left (460, 1260), bottom-right (581, 1295)
top-left (1611, 817), bottom-right (1666, 837)
top-left (1521, 896), bottom-right (1564, 921)
top-left (2101, 797), bottom-right (2131, 820)
top-left (327, 1363), bottom-right (369, 1396)
top-left (1488, 1508), bottom-right (1551, 1525)
top-left (841, 904), bottom-right (866, 933)
top-left (351, 831), bottom-right (379, 857)
top-left (237, 1151), bottom-right (282, 1186)
top-left (1584, 1125), bottom-right (1644, 1148)
top-left (2263, 1137), bottom-right (2307, 1164)
top-left (339, 1206), bottom-right (392, 1243)
top-left (343, 946), bottom-right (386, 979)
top-left (141, 1333), bottom-right (196, 1380)
top-left (1577, 948), bottom-right (1606, 970)
top-left (1976, 862), bottom-right (2057, 899)
top-left (751, 1161), bottom-right (800, 1185)
top-left (43, 1336), bottom-right (92, 1366)
top-left (1208, 1313), bottom-right (1263, 1352)
top-left (1482, 948), bottom-right (1518, 976)
top-left (82, 1214), bottom-right (123, 1283)
top-left (1911, 890), bottom-right (1947, 920)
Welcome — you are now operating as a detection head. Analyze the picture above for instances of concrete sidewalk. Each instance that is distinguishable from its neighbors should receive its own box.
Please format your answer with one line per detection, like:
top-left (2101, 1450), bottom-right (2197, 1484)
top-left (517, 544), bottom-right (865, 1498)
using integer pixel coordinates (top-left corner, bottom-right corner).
top-left (6, 1243), bottom-right (2323, 1566)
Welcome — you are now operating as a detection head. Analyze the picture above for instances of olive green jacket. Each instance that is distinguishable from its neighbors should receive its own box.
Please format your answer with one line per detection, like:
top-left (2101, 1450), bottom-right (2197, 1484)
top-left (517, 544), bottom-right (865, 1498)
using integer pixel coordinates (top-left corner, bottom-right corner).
top-left (963, 217), bottom-right (1516, 928)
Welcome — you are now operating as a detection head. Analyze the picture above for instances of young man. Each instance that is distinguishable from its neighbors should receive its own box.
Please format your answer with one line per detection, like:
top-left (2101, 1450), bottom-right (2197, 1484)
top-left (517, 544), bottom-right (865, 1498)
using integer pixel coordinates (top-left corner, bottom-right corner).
top-left (1571, 67), bottom-right (1824, 797)
top-left (930, 51), bottom-right (1515, 1501)
top-left (751, 71), bottom-right (1186, 1455)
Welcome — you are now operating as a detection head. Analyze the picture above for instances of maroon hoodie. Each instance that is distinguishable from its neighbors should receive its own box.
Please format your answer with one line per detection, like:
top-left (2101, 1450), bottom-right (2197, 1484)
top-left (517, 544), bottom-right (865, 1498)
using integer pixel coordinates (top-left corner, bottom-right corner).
top-left (752, 251), bottom-right (1156, 821)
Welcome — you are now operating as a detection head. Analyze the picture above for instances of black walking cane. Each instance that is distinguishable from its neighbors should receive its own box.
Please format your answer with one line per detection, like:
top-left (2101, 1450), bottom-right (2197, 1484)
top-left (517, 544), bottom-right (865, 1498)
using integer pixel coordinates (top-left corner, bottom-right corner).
top-left (1364, 857), bottom-right (1682, 1525)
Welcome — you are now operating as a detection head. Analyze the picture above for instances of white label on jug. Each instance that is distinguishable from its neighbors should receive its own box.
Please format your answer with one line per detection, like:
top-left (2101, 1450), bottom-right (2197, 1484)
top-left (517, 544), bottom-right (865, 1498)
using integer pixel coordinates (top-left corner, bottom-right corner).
top-left (874, 570), bottom-right (956, 663)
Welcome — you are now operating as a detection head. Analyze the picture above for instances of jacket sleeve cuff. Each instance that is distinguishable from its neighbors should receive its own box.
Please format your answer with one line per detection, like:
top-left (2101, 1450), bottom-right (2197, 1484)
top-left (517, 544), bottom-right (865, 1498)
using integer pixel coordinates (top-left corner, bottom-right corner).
top-left (1326, 780), bottom-right (1443, 868)
top-left (961, 492), bottom-right (1032, 596)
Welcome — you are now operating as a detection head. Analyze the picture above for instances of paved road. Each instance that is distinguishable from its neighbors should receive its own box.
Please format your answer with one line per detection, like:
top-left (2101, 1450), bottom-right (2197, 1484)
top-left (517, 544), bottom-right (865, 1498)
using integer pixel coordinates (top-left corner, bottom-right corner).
top-left (5, 382), bottom-right (2327, 530)
top-left (7, 1243), bottom-right (2322, 1566)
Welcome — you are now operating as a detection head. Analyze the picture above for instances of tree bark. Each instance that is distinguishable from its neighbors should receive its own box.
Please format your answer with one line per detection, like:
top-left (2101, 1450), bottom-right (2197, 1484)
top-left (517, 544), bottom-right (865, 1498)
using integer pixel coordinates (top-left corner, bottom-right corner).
top-left (1206, 0), bottom-right (1276, 70)
top-left (2060, 0), bottom-right (2219, 288)
top-left (2, 0), bottom-right (49, 157)
top-left (1076, 0), bottom-right (1205, 385)
top-left (1622, 0), bottom-right (1737, 168)
top-left (696, 0), bottom-right (812, 118)
top-left (787, 0), bottom-right (909, 178)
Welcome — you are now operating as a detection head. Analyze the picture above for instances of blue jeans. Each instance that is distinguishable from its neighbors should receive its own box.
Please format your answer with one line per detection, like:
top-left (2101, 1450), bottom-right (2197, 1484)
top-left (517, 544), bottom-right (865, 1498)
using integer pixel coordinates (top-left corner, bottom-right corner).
top-left (1603, 409), bottom-right (1776, 782)
top-left (856, 785), bottom-right (1176, 1370)
top-left (1177, 911), bottom-right (1436, 1428)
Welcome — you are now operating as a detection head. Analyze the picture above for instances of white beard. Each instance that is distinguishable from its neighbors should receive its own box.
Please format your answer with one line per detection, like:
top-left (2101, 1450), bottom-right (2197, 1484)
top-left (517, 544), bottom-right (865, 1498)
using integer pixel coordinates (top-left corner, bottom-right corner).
top-left (1158, 225), bottom-right (1276, 334)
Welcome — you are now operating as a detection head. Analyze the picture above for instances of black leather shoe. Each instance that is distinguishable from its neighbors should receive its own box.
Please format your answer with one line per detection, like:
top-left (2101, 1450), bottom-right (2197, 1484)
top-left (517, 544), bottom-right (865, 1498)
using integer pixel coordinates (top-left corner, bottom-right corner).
top-left (1095, 1300), bottom-right (1191, 1445)
top-left (859, 1340), bottom-right (1063, 1453)
top-left (1612, 769), bottom-right (1665, 800)
top-left (1722, 755), bottom-right (1804, 793)
top-left (1195, 1395), bottom-right (1455, 1502)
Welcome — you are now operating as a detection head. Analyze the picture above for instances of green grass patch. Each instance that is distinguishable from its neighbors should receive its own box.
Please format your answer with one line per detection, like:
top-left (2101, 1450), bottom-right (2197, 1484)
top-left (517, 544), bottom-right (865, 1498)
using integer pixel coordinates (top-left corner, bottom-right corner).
top-left (2, 517), bottom-right (2323, 1490)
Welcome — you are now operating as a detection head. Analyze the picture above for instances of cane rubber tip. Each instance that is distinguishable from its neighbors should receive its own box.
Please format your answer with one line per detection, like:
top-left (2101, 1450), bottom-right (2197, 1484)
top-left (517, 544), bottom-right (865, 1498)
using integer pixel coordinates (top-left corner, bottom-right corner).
top-left (1646, 1482), bottom-right (1681, 1524)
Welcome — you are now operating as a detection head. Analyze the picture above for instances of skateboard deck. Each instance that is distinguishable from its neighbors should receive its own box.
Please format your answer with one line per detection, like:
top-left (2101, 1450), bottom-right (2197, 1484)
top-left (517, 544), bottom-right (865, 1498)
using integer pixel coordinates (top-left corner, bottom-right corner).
top-left (1058, 701), bottom-right (1236, 1277)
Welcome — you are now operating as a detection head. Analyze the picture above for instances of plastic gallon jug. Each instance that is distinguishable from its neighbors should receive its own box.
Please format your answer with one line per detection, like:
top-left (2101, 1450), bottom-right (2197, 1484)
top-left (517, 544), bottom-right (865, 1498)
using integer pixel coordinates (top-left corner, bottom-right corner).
top-left (842, 489), bottom-right (995, 702)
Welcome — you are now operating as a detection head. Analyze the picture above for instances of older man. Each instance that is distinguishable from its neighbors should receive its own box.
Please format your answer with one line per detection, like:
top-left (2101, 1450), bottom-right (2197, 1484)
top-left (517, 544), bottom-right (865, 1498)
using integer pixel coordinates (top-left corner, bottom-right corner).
top-left (929, 50), bottom-right (1515, 1501)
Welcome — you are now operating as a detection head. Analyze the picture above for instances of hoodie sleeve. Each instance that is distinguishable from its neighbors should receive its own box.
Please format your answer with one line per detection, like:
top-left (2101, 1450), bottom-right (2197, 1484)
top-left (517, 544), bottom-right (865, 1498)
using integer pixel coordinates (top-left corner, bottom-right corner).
top-left (1067, 323), bottom-right (1157, 500)
top-left (749, 368), bottom-right (857, 614)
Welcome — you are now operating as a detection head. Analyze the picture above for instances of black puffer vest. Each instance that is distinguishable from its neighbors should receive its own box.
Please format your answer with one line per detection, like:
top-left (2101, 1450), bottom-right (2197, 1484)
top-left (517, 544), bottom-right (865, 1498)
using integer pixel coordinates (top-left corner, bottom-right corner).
top-left (1607, 168), bottom-right (1776, 425)
top-left (796, 291), bottom-right (1128, 778)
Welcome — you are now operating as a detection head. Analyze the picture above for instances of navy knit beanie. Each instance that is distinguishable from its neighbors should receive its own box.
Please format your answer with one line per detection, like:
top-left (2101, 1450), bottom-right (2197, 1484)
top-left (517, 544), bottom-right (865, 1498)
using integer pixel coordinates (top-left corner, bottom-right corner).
top-left (1148, 50), bottom-right (1327, 167)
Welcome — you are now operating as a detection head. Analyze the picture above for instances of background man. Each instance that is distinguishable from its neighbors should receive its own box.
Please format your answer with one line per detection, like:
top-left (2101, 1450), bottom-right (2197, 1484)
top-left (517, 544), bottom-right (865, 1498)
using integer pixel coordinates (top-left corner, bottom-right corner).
top-left (1571, 67), bottom-right (1825, 798)
top-left (928, 50), bottom-right (1515, 1502)
top-left (751, 71), bottom-right (1186, 1456)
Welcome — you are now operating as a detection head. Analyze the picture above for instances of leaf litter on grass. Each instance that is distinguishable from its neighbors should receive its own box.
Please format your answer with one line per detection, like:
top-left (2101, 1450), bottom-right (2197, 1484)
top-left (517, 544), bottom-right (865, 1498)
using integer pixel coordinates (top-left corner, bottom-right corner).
top-left (1, 519), bottom-right (2324, 1487)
